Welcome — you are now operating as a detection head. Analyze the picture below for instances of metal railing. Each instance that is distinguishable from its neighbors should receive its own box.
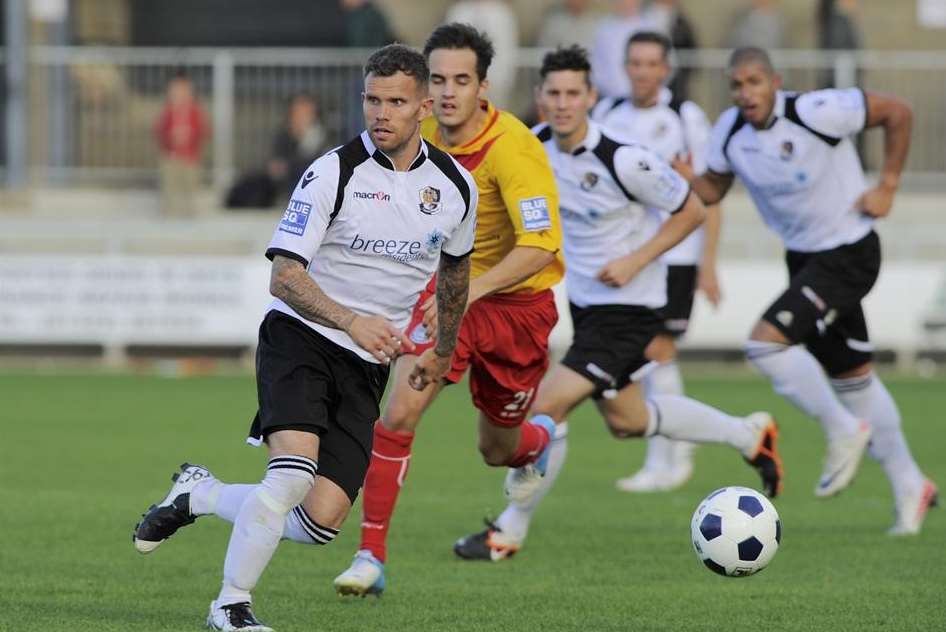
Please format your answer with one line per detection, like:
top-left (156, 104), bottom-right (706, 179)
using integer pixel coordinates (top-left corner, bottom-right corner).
top-left (12, 46), bottom-right (946, 191)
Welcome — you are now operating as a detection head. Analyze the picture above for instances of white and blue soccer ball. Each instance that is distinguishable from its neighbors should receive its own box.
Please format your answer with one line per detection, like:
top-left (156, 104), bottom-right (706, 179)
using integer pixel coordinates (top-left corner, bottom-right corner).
top-left (690, 486), bottom-right (781, 577)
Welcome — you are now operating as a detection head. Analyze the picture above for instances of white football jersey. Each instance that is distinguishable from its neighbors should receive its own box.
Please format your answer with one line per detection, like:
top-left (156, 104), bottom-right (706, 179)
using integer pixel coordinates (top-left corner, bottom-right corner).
top-left (706, 88), bottom-right (871, 253)
top-left (266, 131), bottom-right (478, 362)
top-left (534, 120), bottom-right (691, 309)
top-left (592, 88), bottom-right (712, 265)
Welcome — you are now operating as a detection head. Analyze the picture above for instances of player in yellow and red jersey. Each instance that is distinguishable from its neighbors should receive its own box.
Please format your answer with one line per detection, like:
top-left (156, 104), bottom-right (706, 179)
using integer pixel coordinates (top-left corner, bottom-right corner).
top-left (333, 23), bottom-right (564, 594)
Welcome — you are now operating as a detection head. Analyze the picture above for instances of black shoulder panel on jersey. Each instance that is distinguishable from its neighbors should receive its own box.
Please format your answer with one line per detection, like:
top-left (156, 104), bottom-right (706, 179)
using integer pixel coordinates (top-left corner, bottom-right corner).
top-left (721, 112), bottom-right (748, 164)
top-left (783, 95), bottom-right (842, 147)
top-left (426, 143), bottom-right (473, 222)
top-left (535, 124), bottom-right (552, 143)
top-left (331, 136), bottom-right (371, 224)
top-left (668, 96), bottom-right (685, 115)
top-left (607, 97), bottom-right (628, 113)
top-left (591, 133), bottom-right (637, 203)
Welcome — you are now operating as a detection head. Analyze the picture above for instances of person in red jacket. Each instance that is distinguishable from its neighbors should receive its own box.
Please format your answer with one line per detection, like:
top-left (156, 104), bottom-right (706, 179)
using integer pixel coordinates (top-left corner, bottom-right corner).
top-left (155, 72), bottom-right (209, 216)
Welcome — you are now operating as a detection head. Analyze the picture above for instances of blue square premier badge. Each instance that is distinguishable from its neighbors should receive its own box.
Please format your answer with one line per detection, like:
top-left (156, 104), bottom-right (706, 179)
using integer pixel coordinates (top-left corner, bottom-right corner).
top-left (519, 196), bottom-right (552, 232)
top-left (279, 199), bottom-right (312, 236)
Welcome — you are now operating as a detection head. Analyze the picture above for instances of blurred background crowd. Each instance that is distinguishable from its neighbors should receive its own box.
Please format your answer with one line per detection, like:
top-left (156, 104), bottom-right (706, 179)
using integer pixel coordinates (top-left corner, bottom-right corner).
top-left (3, 0), bottom-right (945, 215)
top-left (1, 0), bottom-right (944, 370)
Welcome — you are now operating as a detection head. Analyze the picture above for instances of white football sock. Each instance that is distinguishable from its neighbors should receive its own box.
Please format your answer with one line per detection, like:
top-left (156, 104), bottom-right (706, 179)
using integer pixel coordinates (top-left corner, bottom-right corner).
top-left (745, 340), bottom-right (861, 440)
top-left (194, 480), bottom-right (324, 545)
top-left (643, 360), bottom-right (684, 397)
top-left (640, 435), bottom-right (675, 472)
top-left (217, 456), bottom-right (316, 606)
top-left (645, 395), bottom-right (756, 456)
top-left (190, 478), bottom-right (231, 517)
top-left (832, 372), bottom-right (925, 499)
top-left (641, 361), bottom-right (693, 471)
top-left (495, 422), bottom-right (569, 543)
top-left (673, 439), bottom-right (696, 467)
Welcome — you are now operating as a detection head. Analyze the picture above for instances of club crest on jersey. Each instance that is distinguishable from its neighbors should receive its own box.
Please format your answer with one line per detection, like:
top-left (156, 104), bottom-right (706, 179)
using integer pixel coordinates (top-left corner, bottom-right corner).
top-left (780, 140), bottom-right (794, 161)
top-left (653, 122), bottom-right (668, 139)
top-left (580, 172), bottom-right (599, 192)
top-left (418, 186), bottom-right (442, 214)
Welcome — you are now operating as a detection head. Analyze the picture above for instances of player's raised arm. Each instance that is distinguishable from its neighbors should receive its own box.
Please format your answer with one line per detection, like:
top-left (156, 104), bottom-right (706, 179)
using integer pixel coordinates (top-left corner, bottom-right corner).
top-left (857, 91), bottom-right (913, 217)
top-left (673, 124), bottom-right (734, 206)
top-left (598, 146), bottom-right (705, 288)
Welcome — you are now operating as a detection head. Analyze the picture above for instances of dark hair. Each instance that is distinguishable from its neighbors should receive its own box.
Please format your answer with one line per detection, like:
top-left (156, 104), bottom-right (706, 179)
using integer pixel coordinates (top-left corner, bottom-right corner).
top-left (539, 45), bottom-right (592, 87)
top-left (422, 22), bottom-right (494, 81)
top-left (626, 31), bottom-right (672, 60)
top-left (364, 44), bottom-right (429, 88)
top-left (728, 47), bottom-right (775, 74)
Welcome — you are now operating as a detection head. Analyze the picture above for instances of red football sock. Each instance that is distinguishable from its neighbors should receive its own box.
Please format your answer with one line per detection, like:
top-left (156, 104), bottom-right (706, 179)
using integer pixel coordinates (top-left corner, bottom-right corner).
top-left (504, 420), bottom-right (551, 467)
top-left (360, 422), bottom-right (414, 563)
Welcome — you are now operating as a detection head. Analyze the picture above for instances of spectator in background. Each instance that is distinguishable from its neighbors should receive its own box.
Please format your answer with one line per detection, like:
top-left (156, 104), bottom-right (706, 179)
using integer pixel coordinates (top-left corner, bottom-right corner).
top-left (536, 0), bottom-right (601, 51)
top-left (341, 0), bottom-right (396, 47)
top-left (590, 0), bottom-right (655, 98)
top-left (270, 95), bottom-right (329, 198)
top-left (445, 0), bottom-right (519, 108)
top-left (818, 0), bottom-right (865, 162)
top-left (817, 0), bottom-right (862, 87)
top-left (340, 0), bottom-right (397, 140)
top-left (226, 94), bottom-right (330, 210)
top-left (155, 72), bottom-right (209, 216)
top-left (726, 0), bottom-right (785, 50)
top-left (643, 0), bottom-right (699, 102)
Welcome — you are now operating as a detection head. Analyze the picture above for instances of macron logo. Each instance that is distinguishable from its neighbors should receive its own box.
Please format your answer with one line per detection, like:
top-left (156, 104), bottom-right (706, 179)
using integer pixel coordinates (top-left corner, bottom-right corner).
top-left (353, 191), bottom-right (391, 201)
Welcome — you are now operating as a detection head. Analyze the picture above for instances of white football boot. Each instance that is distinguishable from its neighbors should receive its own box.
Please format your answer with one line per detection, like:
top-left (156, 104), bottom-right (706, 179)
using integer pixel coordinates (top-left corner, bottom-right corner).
top-left (888, 479), bottom-right (939, 536)
top-left (615, 436), bottom-right (693, 493)
top-left (815, 421), bottom-right (872, 498)
top-left (334, 550), bottom-right (385, 597)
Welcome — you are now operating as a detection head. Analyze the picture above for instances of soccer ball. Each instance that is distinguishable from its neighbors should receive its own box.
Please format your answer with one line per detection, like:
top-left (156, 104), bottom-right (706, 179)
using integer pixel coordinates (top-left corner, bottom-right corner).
top-left (690, 486), bottom-right (781, 577)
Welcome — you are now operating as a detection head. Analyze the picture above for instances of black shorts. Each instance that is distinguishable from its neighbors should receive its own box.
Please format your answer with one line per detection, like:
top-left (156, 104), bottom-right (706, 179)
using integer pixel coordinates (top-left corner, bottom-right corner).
top-left (762, 230), bottom-right (880, 376)
top-left (562, 303), bottom-right (662, 400)
top-left (248, 310), bottom-right (389, 503)
top-left (658, 264), bottom-right (698, 337)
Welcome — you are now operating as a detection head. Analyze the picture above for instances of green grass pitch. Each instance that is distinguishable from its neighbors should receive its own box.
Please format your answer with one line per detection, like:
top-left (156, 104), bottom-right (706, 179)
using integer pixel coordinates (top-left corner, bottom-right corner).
top-left (3, 371), bottom-right (943, 631)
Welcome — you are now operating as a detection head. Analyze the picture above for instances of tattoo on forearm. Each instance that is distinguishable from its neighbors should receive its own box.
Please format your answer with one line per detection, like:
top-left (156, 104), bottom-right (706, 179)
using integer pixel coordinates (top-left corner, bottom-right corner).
top-left (434, 254), bottom-right (471, 357)
top-left (270, 256), bottom-right (356, 331)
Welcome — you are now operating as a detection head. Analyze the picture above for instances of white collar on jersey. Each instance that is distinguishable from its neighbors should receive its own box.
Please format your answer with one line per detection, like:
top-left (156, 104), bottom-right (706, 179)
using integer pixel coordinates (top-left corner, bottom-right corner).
top-left (360, 130), bottom-right (429, 171)
top-left (762, 90), bottom-right (789, 129)
top-left (657, 86), bottom-right (673, 105)
top-left (618, 86), bottom-right (673, 109)
top-left (566, 119), bottom-right (603, 156)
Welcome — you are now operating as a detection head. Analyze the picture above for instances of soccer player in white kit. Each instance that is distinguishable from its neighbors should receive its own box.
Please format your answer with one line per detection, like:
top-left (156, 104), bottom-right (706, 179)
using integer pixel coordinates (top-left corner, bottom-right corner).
top-left (466, 46), bottom-right (784, 560)
top-left (676, 47), bottom-right (936, 535)
top-left (593, 30), bottom-right (722, 493)
top-left (130, 45), bottom-right (477, 630)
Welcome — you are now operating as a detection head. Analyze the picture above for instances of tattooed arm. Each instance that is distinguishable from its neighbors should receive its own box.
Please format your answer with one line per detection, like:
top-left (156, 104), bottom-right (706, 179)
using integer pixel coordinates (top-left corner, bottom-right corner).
top-left (270, 255), bottom-right (414, 364)
top-left (433, 252), bottom-right (471, 357)
top-left (270, 255), bottom-right (356, 330)
top-left (409, 252), bottom-right (471, 390)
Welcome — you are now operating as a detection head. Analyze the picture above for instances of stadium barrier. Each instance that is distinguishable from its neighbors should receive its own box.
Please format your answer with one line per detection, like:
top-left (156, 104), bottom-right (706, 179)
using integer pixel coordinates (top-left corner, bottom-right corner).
top-left (14, 46), bottom-right (946, 189)
top-left (1, 250), bottom-right (943, 370)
